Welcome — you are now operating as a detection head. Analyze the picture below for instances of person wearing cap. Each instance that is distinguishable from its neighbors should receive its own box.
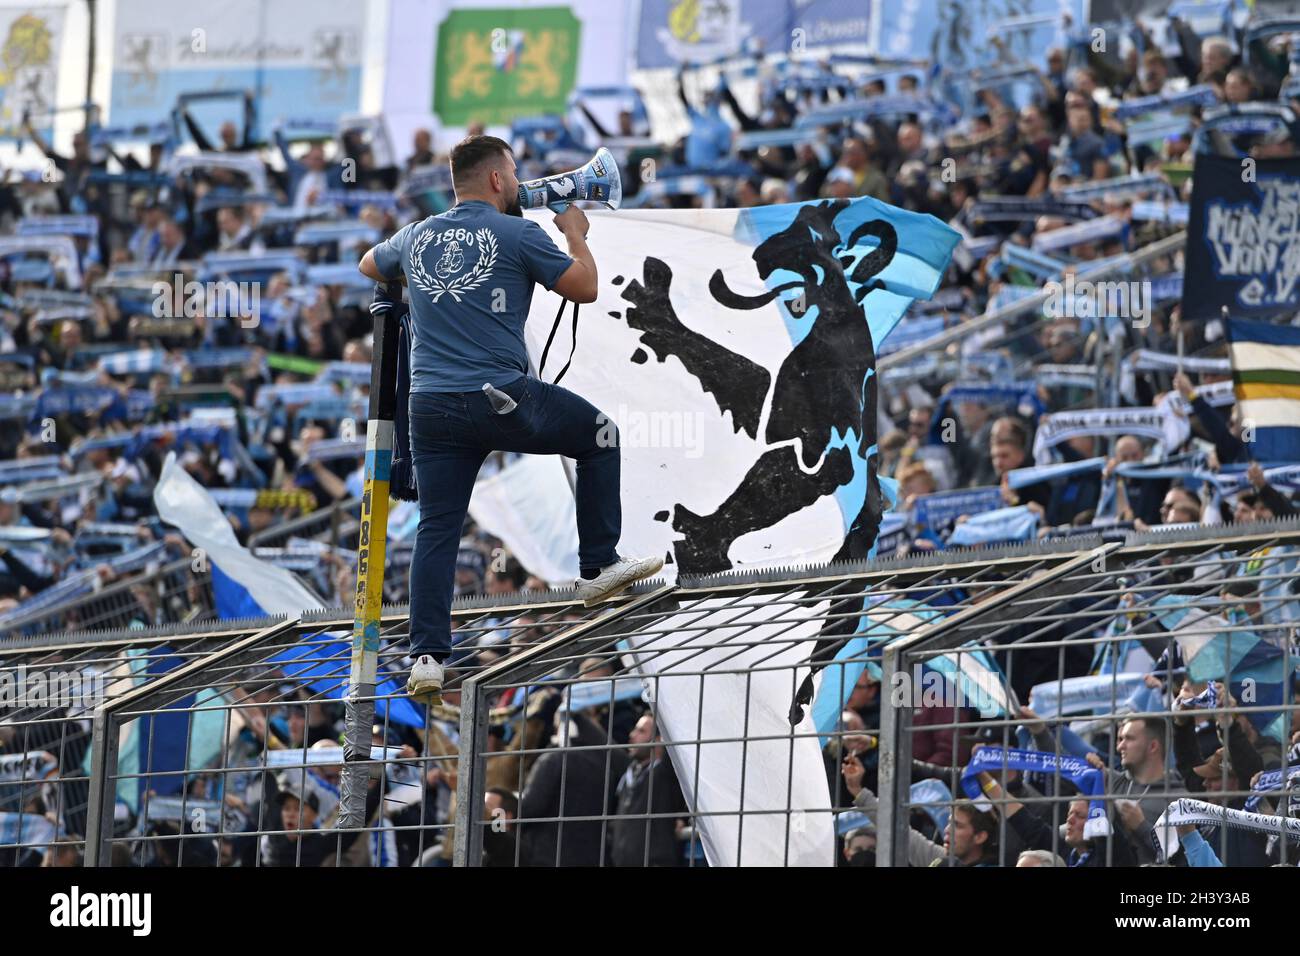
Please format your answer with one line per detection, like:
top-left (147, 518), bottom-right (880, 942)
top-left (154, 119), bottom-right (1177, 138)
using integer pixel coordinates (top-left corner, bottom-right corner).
top-left (1171, 680), bottom-right (1274, 866)
top-left (260, 774), bottom-right (331, 867)
top-left (823, 166), bottom-right (857, 200)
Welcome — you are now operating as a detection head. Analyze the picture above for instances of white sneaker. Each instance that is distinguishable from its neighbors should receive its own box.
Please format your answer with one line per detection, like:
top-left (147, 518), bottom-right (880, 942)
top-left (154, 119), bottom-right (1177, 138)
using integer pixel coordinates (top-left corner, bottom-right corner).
top-left (406, 655), bottom-right (445, 704)
top-left (574, 555), bottom-right (665, 607)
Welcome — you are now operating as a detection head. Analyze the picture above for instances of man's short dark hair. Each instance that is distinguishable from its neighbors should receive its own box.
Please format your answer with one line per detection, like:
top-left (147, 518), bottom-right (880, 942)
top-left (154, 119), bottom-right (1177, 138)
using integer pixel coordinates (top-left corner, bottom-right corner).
top-left (1121, 716), bottom-right (1168, 756)
top-left (993, 415), bottom-right (1030, 451)
top-left (490, 556), bottom-right (527, 590)
top-left (486, 787), bottom-right (519, 817)
top-left (952, 802), bottom-right (998, 858)
top-left (449, 135), bottom-right (513, 189)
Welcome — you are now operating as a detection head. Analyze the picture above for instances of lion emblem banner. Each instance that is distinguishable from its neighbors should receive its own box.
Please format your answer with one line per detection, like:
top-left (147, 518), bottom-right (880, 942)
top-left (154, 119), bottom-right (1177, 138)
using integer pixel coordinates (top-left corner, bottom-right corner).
top-left (520, 197), bottom-right (960, 580)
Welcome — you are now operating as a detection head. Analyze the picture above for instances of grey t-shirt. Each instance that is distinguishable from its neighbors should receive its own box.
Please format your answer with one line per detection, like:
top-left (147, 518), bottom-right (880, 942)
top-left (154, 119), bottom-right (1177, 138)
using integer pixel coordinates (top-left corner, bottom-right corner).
top-left (371, 200), bottom-right (573, 392)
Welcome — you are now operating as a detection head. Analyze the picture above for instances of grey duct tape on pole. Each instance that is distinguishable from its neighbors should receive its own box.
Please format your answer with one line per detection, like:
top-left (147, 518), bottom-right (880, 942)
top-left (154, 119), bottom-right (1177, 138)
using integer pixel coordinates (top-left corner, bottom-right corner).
top-left (338, 278), bottom-right (402, 829)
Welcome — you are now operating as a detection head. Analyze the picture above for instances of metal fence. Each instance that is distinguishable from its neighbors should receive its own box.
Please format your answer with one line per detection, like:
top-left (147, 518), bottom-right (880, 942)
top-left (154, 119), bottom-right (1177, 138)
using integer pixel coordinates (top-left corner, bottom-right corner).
top-left (0, 497), bottom-right (362, 641)
top-left (0, 557), bottom-right (217, 640)
top-left (3, 521), bottom-right (1298, 867)
top-left (877, 520), bottom-right (1300, 868)
top-left (67, 586), bottom-right (642, 867)
top-left (0, 616), bottom-right (274, 866)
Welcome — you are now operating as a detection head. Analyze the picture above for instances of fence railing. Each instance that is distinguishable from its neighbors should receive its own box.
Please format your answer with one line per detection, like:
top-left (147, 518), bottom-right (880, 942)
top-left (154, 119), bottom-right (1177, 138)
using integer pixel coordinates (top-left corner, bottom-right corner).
top-left (878, 520), bottom-right (1300, 868)
top-left (1, 615), bottom-right (278, 866)
top-left (0, 497), bottom-right (363, 641)
top-left (4, 520), bottom-right (1299, 867)
top-left (0, 556), bottom-right (216, 640)
top-left (65, 585), bottom-right (656, 867)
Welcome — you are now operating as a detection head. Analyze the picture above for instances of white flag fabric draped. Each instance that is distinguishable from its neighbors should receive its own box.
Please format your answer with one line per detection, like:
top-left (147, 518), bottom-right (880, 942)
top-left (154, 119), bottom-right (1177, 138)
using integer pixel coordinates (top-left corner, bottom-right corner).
top-left (477, 197), bottom-right (959, 866)
top-left (521, 198), bottom-right (959, 579)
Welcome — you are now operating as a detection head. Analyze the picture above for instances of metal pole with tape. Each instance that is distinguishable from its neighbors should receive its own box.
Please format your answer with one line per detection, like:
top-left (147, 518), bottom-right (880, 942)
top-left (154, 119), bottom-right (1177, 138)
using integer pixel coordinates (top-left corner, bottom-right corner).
top-left (339, 280), bottom-right (402, 828)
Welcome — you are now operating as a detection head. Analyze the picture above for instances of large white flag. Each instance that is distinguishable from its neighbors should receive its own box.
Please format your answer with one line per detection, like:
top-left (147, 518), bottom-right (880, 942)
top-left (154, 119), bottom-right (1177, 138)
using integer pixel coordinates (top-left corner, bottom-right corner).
top-left (492, 198), bottom-right (958, 866)
top-left (521, 199), bottom-right (958, 579)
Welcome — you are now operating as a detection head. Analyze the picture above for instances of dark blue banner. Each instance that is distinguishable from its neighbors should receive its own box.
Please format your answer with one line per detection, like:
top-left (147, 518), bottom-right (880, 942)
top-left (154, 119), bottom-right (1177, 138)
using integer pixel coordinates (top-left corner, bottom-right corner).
top-left (1182, 153), bottom-right (1300, 321)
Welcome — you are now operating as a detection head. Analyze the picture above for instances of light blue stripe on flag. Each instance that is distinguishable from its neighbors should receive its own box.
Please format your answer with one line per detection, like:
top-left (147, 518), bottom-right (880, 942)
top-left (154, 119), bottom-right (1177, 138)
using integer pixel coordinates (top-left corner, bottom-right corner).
top-left (811, 599), bottom-right (945, 744)
top-left (811, 601), bottom-right (1008, 743)
top-left (736, 196), bottom-right (960, 347)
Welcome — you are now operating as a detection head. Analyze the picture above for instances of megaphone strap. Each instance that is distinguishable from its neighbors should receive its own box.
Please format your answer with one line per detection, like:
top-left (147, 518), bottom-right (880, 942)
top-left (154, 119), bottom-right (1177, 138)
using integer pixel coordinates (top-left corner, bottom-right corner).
top-left (538, 296), bottom-right (579, 386)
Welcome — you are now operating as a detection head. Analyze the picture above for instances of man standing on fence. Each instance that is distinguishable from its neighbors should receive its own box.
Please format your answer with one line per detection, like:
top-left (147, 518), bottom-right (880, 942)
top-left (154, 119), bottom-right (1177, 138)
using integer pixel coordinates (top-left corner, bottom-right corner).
top-left (359, 135), bottom-right (663, 703)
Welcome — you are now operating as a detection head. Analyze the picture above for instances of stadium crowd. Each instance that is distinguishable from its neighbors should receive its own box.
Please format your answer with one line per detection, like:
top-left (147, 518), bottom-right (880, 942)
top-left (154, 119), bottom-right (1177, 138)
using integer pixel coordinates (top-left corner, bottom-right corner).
top-left (2, 6), bottom-right (1300, 866)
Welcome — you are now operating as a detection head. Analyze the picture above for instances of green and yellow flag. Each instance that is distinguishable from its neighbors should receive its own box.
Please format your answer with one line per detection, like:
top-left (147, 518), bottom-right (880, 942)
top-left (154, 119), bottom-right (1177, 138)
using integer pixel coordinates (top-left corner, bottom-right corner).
top-left (433, 7), bottom-right (581, 127)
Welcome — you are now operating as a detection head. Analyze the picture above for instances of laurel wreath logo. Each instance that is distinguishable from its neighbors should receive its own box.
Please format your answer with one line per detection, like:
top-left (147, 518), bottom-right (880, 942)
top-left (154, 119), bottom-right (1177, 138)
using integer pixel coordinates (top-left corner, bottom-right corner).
top-left (409, 227), bottom-right (498, 303)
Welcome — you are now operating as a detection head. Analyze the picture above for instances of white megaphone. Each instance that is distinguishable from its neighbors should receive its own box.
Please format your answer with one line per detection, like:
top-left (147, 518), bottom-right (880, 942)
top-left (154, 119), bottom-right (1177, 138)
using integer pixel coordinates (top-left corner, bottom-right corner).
top-left (517, 147), bottom-right (622, 214)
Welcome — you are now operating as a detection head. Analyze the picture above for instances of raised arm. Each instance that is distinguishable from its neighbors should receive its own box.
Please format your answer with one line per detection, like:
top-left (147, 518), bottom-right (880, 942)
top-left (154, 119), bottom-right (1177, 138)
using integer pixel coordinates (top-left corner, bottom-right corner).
top-left (550, 206), bottom-right (598, 303)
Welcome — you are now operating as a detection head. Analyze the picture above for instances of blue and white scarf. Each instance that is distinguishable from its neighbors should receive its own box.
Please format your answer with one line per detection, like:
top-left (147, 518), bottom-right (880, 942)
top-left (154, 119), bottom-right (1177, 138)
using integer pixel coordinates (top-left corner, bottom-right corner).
top-left (302, 438), bottom-right (365, 462)
top-left (1244, 767), bottom-right (1300, 813)
top-left (1033, 402), bottom-right (1189, 465)
top-left (1114, 85), bottom-right (1220, 120)
top-left (1212, 464), bottom-right (1300, 496)
top-left (1174, 682), bottom-right (1221, 713)
top-left (98, 349), bottom-right (171, 377)
top-left (879, 315), bottom-right (948, 357)
top-left (33, 386), bottom-right (120, 419)
top-left (1027, 673), bottom-right (1149, 720)
top-left (1153, 798), bottom-right (1300, 861)
top-left (1201, 378), bottom-right (1238, 409)
top-left (1058, 172), bottom-right (1175, 202)
top-left (970, 197), bottom-right (1099, 223)
top-left (1129, 201), bottom-right (1189, 225)
top-left (1007, 456), bottom-right (1106, 491)
top-left (962, 746), bottom-right (1110, 838)
top-left (320, 189), bottom-right (400, 211)
top-left (254, 383), bottom-right (341, 410)
top-left (1031, 215), bottom-right (1126, 253)
top-left (947, 505), bottom-right (1039, 547)
top-left (185, 347), bottom-right (261, 371)
top-left (1124, 349), bottom-right (1229, 375)
top-left (16, 214), bottom-right (99, 238)
top-left (912, 487), bottom-right (1004, 533)
top-left (1148, 272), bottom-right (1184, 304)
top-left (0, 456), bottom-right (64, 485)
top-left (314, 361), bottom-right (373, 386)
top-left (12, 473), bottom-right (102, 504)
top-left (999, 243), bottom-right (1068, 281)
top-left (1035, 364), bottom-right (1099, 391)
top-left (0, 811), bottom-right (58, 848)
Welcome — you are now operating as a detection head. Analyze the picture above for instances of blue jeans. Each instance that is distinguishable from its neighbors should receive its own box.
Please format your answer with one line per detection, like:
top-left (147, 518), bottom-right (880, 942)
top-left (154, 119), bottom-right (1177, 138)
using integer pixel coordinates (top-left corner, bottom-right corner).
top-left (407, 374), bottom-right (621, 658)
